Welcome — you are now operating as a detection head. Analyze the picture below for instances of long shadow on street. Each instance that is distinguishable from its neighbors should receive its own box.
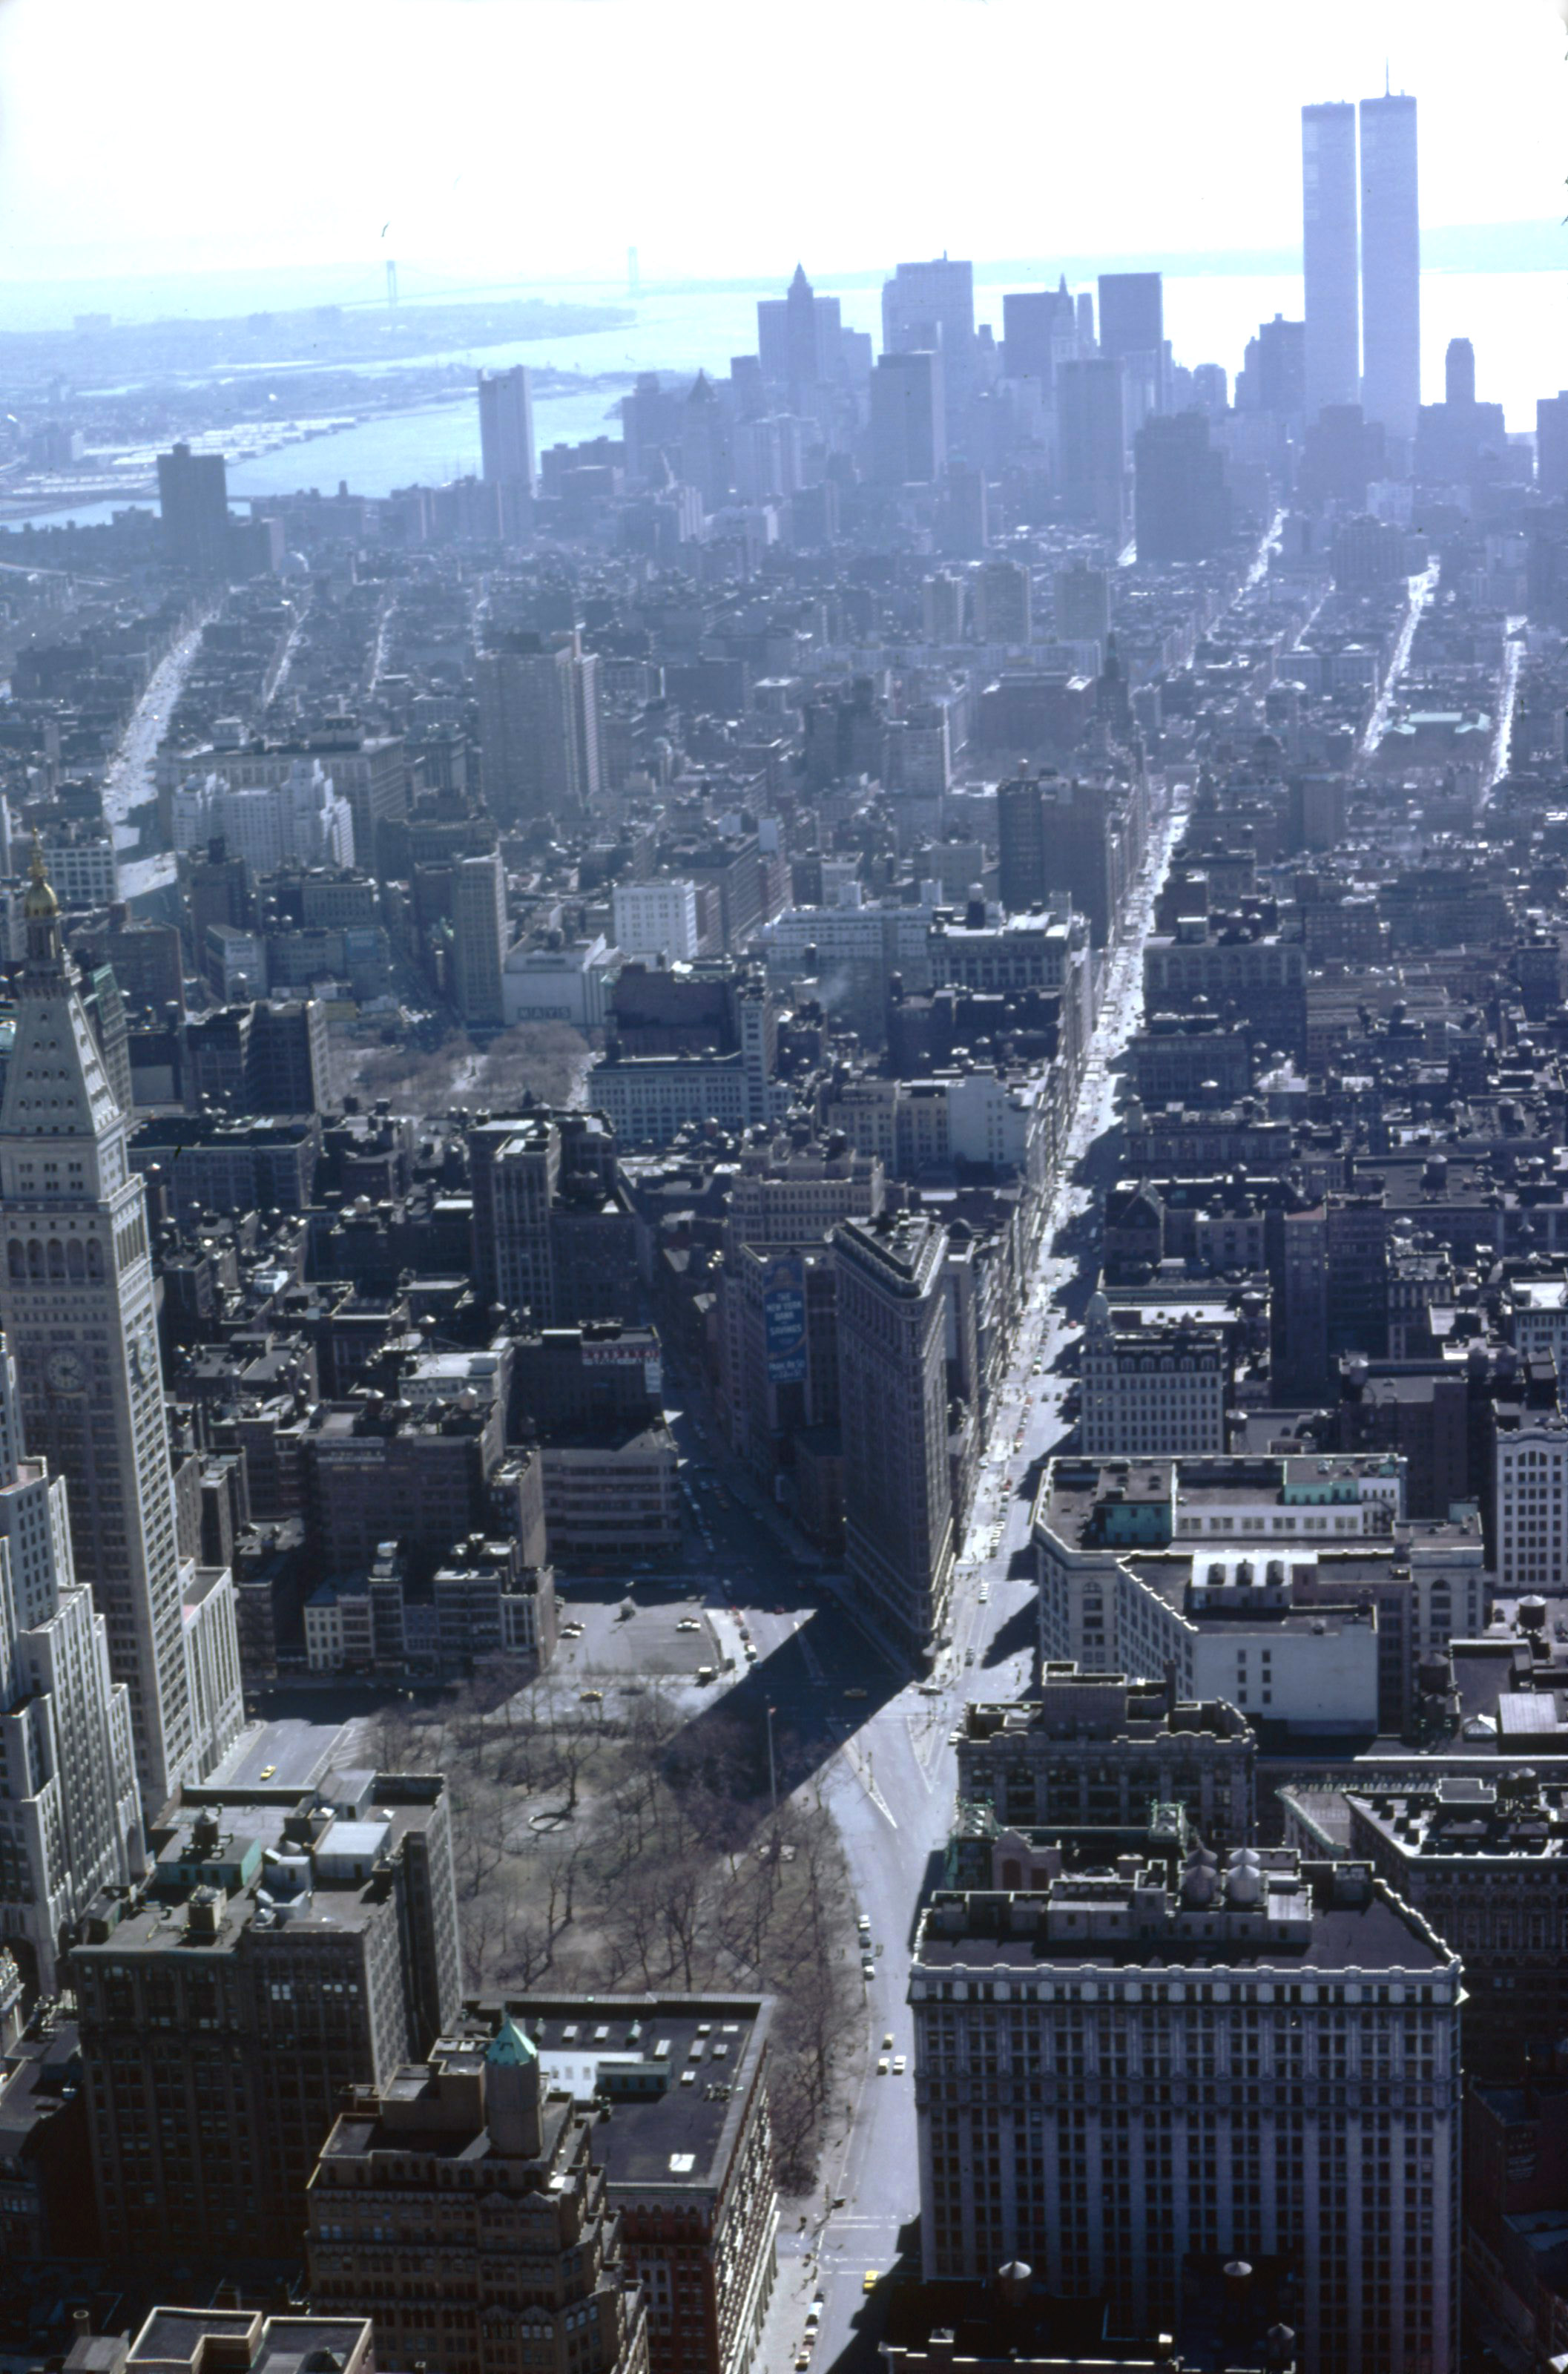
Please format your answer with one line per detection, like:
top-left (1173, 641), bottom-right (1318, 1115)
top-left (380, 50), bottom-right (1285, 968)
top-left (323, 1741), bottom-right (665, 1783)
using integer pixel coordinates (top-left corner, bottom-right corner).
top-left (668, 1605), bottom-right (908, 1812)
top-left (815, 2216), bottom-right (926, 2374)
top-left (983, 1604), bottom-right (1035, 1671)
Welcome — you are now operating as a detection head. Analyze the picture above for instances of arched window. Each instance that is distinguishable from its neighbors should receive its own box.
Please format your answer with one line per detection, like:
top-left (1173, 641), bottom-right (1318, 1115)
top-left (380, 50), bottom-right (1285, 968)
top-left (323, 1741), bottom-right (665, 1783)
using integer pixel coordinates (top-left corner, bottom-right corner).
top-left (85, 1241), bottom-right (102, 1280)
top-left (46, 1241), bottom-right (63, 1280)
top-left (66, 1241), bottom-right (83, 1280)
top-left (26, 1241), bottom-right (42, 1280)
top-left (6, 1241), bottom-right (21, 1281)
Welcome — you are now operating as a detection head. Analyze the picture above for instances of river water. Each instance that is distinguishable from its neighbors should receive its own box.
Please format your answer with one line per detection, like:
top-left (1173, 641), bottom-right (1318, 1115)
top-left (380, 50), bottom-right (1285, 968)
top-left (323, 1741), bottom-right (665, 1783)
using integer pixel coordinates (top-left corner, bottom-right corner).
top-left (10, 266), bottom-right (1564, 532)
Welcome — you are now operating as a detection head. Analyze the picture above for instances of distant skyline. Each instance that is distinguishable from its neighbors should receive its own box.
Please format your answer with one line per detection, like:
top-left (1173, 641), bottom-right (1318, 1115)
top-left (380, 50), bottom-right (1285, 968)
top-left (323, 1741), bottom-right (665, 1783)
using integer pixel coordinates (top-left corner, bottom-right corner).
top-left (0, 0), bottom-right (1561, 293)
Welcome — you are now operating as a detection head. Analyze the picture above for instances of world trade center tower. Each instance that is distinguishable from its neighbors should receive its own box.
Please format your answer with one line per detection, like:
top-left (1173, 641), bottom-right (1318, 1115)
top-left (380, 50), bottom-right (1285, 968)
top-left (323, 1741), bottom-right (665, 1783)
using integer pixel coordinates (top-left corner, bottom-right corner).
top-left (1360, 90), bottom-right (1421, 442)
top-left (1301, 101), bottom-right (1359, 419)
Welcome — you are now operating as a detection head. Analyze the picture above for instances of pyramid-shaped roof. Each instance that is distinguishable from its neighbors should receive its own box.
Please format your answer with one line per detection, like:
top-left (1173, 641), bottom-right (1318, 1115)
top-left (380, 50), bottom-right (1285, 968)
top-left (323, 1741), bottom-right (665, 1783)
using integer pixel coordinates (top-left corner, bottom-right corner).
top-left (487, 2014), bottom-right (538, 2067)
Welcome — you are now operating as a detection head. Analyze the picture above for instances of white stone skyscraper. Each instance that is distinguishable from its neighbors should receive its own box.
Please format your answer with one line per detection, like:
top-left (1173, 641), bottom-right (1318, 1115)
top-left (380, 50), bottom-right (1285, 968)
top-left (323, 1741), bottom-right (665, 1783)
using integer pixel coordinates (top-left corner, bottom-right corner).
top-left (0, 844), bottom-right (242, 1810)
top-left (0, 1325), bottom-right (141, 1990)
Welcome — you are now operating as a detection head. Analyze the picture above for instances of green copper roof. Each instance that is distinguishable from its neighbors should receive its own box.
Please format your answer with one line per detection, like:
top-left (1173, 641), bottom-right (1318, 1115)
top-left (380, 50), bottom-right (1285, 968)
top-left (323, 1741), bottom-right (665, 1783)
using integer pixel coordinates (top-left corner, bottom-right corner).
top-left (487, 2015), bottom-right (538, 2067)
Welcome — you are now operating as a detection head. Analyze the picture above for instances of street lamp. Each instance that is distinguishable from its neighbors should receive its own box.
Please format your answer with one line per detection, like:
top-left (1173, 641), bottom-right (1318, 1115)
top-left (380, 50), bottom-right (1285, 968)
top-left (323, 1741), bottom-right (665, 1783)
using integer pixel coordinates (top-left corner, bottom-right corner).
top-left (765, 1703), bottom-right (777, 1820)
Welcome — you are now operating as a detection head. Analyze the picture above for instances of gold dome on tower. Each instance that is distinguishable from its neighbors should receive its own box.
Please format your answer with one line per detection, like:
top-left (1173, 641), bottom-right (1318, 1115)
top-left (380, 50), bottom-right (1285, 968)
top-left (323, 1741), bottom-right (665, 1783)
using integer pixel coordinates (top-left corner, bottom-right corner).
top-left (24, 835), bottom-right (58, 920)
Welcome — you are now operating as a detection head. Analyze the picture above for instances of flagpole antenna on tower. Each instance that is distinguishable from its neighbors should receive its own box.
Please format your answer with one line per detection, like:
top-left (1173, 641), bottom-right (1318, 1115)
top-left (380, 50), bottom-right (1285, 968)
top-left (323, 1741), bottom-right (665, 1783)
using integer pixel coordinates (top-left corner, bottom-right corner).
top-left (386, 257), bottom-right (398, 307)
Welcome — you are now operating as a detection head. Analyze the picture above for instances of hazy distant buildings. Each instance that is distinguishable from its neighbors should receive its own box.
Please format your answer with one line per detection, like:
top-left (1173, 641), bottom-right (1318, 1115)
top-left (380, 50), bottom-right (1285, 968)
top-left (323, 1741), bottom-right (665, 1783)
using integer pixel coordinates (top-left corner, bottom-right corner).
top-left (1134, 412), bottom-right (1231, 562)
top-left (757, 264), bottom-right (841, 399)
top-left (1360, 91), bottom-right (1421, 441)
top-left (869, 351), bottom-right (946, 484)
top-left (1414, 336), bottom-right (1506, 481)
top-left (157, 442), bottom-right (229, 576)
top-left (972, 558), bottom-right (1032, 645)
top-left (1054, 559), bottom-right (1110, 646)
top-left (476, 633), bottom-right (603, 821)
top-left (1097, 272), bottom-right (1165, 421)
top-left (171, 760), bottom-right (355, 874)
top-left (1002, 283), bottom-right (1073, 389)
top-left (1446, 337), bottom-right (1475, 407)
top-left (451, 849), bottom-right (510, 1027)
top-left (943, 460), bottom-right (988, 559)
top-left (478, 365), bottom-right (536, 495)
top-left (1096, 272), bottom-right (1162, 366)
top-left (1056, 358), bottom-right (1127, 539)
top-left (995, 772), bottom-right (1050, 915)
top-left (1540, 392), bottom-right (1568, 499)
top-left (1302, 101), bottom-right (1360, 418)
top-left (612, 879), bottom-right (702, 962)
top-left (883, 257), bottom-right (975, 405)
top-left (1251, 314), bottom-right (1307, 418)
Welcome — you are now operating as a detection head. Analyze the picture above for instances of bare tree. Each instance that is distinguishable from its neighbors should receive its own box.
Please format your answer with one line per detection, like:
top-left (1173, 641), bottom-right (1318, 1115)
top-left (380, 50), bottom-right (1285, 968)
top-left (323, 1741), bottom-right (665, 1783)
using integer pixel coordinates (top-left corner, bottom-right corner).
top-left (475, 1022), bottom-right (589, 1111)
top-left (438, 1662), bottom-right (862, 2195)
top-left (659, 1853), bottom-right (707, 1990)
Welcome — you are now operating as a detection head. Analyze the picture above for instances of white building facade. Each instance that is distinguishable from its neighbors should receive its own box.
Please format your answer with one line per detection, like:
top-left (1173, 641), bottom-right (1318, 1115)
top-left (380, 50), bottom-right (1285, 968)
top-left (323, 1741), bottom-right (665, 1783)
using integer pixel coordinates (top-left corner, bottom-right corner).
top-left (0, 1333), bottom-right (141, 1990)
top-left (612, 880), bottom-right (702, 963)
top-left (0, 849), bottom-right (243, 1810)
top-left (172, 760), bottom-right (355, 872)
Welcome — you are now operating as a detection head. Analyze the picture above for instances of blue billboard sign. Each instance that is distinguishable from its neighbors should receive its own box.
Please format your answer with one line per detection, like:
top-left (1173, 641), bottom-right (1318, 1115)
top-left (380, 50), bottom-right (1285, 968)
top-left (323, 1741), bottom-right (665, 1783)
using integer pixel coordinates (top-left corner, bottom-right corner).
top-left (763, 1254), bottom-right (808, 1385)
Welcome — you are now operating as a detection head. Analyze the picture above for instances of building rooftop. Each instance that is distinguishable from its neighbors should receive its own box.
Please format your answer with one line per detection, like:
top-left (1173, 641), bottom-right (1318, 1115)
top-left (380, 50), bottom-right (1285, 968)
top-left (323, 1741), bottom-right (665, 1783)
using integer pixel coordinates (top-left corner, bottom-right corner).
top-left (73, 1775), bottom-right (447, 1957)
top-left (912, 1853), bottom-right (1453, 1977)
top-left (119, 2311), bottom-right (371, 2374)
top-left (0, 2009), bottom-right (85, 2163)
top-left (1347, 1772), bottom-right (1568, 1862)
top-left (961, 1671), bottom-right (1251, 1747)
top-left (425, 1995), bottom-right (776, 2195)
top-left (1038, 1453), bottom-right (1403, 1551)
top-left (835, 1209), bottom-right (945, 1290)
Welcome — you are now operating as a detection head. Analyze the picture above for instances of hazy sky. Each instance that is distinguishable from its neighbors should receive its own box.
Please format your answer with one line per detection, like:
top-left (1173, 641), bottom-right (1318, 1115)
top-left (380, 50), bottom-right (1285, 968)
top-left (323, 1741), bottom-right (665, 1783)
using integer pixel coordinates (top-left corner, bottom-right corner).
top-left (0, 0), bottom-right (1563, 294)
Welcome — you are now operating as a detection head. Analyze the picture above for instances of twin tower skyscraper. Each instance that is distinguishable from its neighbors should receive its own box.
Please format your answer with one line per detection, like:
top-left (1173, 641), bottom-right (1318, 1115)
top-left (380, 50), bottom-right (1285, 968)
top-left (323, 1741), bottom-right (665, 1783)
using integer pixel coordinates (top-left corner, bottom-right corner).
top-left (1302, 93), bottom-right (1420, 441)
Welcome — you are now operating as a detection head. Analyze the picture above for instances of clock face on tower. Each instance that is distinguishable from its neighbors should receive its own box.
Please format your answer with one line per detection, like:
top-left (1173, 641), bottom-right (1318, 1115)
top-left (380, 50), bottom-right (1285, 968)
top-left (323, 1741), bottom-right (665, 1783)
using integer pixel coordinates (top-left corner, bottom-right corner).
top-left (129, 1327), bottom-right (155, 1383)
top-left (46, 1349), bottom-right (86, 1393)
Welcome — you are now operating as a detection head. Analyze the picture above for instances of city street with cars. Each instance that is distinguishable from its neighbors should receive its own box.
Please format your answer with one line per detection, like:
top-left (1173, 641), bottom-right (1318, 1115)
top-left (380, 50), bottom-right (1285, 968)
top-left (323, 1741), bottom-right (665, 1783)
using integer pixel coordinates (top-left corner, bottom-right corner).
top-left (547, 785), bottom-right (1187, 2374)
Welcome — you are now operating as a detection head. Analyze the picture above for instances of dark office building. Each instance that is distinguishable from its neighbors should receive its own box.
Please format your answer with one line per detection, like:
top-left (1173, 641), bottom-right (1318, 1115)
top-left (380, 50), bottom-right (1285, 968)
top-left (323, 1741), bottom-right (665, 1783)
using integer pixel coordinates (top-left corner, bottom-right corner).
top-left (1298, 401), bottom-right (1388, 507)
top-left (1041, 777), bottom-right (1122, 946)
top-left (1414, 338), bottom-right (1507, 482)
top-left (1255, 314), bottom-right (1306, 415)
top-left (869, 350), bottom-right (946, 484)
top-left (157, 442), bottom-right (231, 576)
top-left (1133, 412), bottom-right (1231, 562)
top-left (1360, 90), bottom-right (1421, 442)
top-left (248, 998), bottom-right (332, 1115)
top-left (70, 1774), bottom-right (462, 2263)
top-left (1096, 272), bottom-right (1163, 364)
top-left (1538, 393), bottom-right (1568, 499)
top-left (1302, 99), bottom-right (1361, 418)
top-left (995, 773), bottom-right (1049, 913)
top-left (1002, 286), bottom-right (1071, 387)
top-left (1056, 358), bottom-right (1127, 536)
